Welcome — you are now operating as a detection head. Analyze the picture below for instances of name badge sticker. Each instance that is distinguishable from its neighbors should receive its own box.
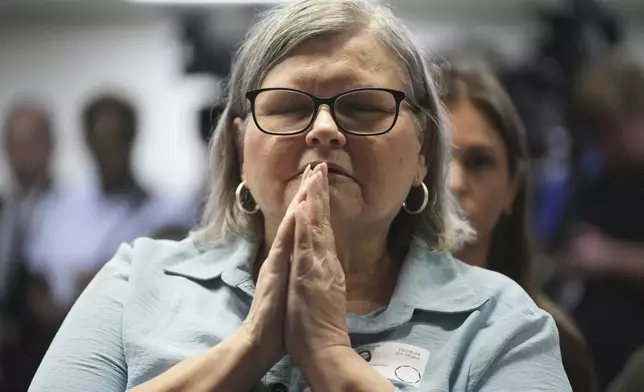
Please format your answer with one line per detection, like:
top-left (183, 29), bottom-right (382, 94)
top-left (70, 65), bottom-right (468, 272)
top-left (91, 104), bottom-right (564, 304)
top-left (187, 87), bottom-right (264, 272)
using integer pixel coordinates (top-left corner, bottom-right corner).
top-left (355, 342), bottom-right (430, 387)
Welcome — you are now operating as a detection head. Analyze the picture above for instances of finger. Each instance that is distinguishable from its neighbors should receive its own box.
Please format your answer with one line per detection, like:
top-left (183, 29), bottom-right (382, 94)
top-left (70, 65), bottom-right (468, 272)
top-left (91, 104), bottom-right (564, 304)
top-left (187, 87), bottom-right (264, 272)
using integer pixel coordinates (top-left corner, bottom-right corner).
top-left (294, 166), bottom-right (323, 214)
top-left (302, 163), bottom-right (312, 183)
top-left (292, 203), bottom-right (315, 277)
top-left (305, 170), bottom-right (327, 227)
top-left (298, 163), bottom-right (312, 194)
top-left (304, 169), bottom-right (336, 255)
top-left (265, 204), bottom-right (297, 269)
top-left (265, 166), bottom-right (311, 269)
top-left (264, 165), bottom-right (314, 271)
top-left (289, 178), bottom-right (308, 209)
top-left (319, 162), bottom-right (330, 221)
top-left (286, 164), bottom-right (312, 215)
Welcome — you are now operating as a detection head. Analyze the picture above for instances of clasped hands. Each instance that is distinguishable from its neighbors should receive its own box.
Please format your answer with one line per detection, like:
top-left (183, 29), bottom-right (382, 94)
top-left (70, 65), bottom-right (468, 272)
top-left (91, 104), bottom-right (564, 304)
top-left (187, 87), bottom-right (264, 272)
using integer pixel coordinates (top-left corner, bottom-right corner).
top-left (241, 163), bottom-right (351, 371)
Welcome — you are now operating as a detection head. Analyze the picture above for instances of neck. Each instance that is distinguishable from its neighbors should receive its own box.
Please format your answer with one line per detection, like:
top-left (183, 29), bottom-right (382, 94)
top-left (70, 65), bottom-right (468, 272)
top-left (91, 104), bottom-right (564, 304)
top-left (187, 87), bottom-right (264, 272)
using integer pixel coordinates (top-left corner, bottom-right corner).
top-left (335, 230), bottom-right (400, 315)
top-left (454, 234), bottom-right (490, 268)
top-left (259, 223), bottom-right (400, 315)
top-left (101, 174), bottom-right (136, 195)
top-left (16, 175), bottom-right (49, 196)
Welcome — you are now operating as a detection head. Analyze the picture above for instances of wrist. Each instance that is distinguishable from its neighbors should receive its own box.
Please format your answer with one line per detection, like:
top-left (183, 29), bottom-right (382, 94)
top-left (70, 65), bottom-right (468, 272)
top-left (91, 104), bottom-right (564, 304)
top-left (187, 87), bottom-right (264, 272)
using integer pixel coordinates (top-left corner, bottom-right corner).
top-left (298, 345), bottom-right (356, 390)
top-left (232, 325), bottom-right (281, 374)
top-left (299, 345), bottom-right (394, 392)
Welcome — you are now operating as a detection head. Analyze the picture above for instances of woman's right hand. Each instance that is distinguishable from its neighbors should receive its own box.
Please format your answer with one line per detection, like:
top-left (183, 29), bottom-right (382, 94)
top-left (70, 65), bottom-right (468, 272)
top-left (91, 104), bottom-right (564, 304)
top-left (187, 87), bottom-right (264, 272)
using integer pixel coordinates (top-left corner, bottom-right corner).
top-left (129, 170), bottom-right (310, 392)
top-left (239, 165), bottom-right (312, 367)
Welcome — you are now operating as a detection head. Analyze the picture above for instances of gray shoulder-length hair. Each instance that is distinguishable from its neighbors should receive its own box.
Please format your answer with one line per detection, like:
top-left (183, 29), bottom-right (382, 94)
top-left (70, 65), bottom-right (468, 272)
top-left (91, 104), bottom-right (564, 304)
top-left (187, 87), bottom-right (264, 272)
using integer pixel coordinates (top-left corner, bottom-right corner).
top-left (195, 0), bottom-right (473, 253)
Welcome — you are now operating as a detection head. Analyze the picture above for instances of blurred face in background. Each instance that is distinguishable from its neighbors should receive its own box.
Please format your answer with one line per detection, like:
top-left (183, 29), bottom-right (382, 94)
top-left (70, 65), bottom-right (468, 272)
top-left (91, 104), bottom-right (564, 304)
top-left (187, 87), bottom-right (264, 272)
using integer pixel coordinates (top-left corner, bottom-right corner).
top-left (4, 108), bottom-right (52, 189)
top-left (86, 107), bottom-right (133, 190)
top-left (448, 101), bottom-right (519, 252)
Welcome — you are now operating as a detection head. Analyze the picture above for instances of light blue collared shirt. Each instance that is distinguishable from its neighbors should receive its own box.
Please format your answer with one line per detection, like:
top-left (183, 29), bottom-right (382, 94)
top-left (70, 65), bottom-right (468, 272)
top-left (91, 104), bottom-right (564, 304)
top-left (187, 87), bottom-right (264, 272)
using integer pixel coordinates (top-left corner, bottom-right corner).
top-left (29, 235), bottom-right (572, 391)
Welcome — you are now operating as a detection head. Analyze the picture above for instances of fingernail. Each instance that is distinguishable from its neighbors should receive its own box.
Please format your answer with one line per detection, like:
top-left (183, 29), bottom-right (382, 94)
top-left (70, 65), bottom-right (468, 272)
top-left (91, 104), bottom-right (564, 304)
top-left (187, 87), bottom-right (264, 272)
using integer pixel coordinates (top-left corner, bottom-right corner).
top-left (321, 162), bottom-right (328, 179)
top-left (300, 164), bottom-right (311, 187)
top-left (302, 164), bottom-right (311, 183)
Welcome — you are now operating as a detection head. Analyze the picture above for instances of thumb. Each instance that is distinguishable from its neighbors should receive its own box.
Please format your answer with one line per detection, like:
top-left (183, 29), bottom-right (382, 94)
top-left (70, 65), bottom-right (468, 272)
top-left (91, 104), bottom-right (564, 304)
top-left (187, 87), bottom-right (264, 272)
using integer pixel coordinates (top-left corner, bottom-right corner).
top-left (262, 164), bottom-right (313, 274)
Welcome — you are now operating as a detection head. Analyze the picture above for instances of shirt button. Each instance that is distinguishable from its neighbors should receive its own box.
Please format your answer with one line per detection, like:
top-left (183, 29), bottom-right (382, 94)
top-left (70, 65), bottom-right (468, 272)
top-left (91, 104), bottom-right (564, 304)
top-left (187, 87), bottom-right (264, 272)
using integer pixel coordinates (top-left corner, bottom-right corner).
top-left (269, 382), bottom-right (288, 392)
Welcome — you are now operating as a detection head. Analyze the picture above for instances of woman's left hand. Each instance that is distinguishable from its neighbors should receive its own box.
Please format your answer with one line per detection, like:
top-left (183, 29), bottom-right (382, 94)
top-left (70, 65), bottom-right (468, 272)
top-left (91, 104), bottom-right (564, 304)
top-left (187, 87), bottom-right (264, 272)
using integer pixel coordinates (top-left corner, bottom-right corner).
top-left (285, 163), bottom-right (351, 366)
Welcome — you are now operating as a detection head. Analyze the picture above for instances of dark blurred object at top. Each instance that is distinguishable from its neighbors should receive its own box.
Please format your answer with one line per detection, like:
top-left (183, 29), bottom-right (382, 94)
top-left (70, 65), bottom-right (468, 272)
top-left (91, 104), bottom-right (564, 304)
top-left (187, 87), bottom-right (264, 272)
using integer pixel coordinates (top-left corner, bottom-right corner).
top-left (537, 0), bottom-right (621, 80)
top-left (501, 0), bottom-right (623, 159)
top-left (499, 0), bottom-right (624, 248)
top-left (180, 7), bottom-right (257, 78)
top-left (181, 14), bottom-right (233, 78)
top-left (179, 8), bottom-right (256, 142)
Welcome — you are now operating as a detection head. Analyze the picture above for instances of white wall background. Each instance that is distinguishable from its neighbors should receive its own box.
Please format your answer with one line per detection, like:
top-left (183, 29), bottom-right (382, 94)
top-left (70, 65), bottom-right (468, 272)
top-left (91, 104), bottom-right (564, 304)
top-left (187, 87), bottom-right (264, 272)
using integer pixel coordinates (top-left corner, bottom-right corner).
top-left (1, 0), bottom-right (643, 200)
top-left (0, 8), bottom-right (214, 200)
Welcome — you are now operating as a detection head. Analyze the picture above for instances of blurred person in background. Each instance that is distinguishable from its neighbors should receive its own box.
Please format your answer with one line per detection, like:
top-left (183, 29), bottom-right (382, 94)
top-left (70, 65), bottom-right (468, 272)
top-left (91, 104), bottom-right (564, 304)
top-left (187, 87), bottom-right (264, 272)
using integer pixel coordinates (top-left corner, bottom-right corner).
top-left (441, 66), bottom-right (598, 392)
top-left (0, 102), bottom-right (60, 391)
top-left (26, 94), bottom-right (187, 313)
top-left (556, 52), bottom-right (644, 389)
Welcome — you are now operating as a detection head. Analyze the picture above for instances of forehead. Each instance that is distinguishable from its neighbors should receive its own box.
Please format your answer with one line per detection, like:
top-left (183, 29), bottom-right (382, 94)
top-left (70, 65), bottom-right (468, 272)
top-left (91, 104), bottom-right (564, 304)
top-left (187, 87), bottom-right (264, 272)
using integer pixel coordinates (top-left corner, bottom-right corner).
top-left (6, 109), bottom-right (48, 140)
top-left (449, 102), bottom-right (505, 152)
top-left (261, 30), bottom-right (405, 93)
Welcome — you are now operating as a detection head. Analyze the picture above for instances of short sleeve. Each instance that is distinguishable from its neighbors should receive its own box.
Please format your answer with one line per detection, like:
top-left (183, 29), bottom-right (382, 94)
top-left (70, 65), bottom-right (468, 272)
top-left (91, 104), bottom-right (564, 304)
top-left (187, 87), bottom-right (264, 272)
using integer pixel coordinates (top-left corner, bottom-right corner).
top-left (470, 308), bottom-right (573, 392)
top-left (28, 243), bottom-right (133, 392)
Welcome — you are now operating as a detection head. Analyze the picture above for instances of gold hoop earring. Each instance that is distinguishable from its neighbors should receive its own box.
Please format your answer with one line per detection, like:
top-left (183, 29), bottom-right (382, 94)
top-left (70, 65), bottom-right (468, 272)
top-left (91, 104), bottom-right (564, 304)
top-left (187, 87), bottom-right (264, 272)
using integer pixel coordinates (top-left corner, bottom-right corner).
top-left (403, 182), bottom-right (431, 215)
top-left (235, 180), bottom-right (260, 214)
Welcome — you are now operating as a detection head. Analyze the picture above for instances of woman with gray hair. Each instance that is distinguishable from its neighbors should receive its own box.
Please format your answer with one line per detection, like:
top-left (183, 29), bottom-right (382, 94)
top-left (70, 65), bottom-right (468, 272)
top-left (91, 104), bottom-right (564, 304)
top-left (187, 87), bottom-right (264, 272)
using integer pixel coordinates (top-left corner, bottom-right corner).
top-left (29, 1), bottom-right (571, 391)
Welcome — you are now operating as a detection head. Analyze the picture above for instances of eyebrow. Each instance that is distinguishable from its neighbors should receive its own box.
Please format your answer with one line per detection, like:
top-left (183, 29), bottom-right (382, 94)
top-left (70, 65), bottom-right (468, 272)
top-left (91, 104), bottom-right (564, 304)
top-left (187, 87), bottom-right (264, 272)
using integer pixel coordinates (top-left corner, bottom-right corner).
top-left (285, 72), bottom-right (389, 92)
top-left (452, 144), bottom-right (497, 157)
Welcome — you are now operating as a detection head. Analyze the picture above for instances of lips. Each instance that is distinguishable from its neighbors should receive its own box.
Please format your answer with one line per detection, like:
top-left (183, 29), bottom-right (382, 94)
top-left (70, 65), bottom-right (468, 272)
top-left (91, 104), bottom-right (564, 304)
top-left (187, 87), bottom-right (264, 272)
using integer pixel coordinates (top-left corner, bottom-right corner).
top-left (298, 161), bottom-right (355, 181)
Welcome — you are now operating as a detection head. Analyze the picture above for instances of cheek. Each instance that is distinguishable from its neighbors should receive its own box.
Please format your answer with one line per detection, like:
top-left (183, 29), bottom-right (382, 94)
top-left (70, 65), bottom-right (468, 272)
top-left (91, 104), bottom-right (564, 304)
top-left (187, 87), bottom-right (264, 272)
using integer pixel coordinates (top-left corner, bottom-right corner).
top-left (462, 173), bottom-right (510, 234)
top-left (354, 128), bottom-right (420, 205)
top-left (242, 129), bottom-right (303, 209)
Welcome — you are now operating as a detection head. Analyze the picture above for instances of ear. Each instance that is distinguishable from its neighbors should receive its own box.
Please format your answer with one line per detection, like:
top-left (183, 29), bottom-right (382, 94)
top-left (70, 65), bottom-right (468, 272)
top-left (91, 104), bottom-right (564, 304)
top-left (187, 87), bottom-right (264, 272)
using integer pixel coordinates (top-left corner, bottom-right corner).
top-left (414, 153), bottom-right (428, 185)
top-left (232, 117), bottom-right (246, 180)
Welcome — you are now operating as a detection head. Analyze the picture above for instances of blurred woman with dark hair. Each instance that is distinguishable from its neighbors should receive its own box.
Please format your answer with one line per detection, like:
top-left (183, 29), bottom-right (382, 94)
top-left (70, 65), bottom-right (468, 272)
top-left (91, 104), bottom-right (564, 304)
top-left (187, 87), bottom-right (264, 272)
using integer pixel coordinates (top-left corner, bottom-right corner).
top-left (441, 65), bottom-right (598, 392)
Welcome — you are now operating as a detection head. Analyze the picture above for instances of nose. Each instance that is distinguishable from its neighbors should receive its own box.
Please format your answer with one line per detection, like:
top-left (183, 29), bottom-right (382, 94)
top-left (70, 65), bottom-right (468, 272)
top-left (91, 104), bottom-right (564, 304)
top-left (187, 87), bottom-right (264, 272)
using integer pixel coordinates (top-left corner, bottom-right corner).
top-left (305, 105), bottom-right (346, 148)
top-left (449, 160), bottom-right (466, 198)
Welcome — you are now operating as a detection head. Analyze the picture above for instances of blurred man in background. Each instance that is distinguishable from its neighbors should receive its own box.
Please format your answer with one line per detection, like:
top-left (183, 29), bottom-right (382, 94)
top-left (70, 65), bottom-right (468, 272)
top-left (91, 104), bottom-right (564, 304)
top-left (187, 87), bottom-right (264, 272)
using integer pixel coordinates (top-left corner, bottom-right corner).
top-left (0, 101), bottom-right (60, 391)
top-left (561, 52), bottom-right (644, 389)
top-left (26, 94), bottom-right (187, 312)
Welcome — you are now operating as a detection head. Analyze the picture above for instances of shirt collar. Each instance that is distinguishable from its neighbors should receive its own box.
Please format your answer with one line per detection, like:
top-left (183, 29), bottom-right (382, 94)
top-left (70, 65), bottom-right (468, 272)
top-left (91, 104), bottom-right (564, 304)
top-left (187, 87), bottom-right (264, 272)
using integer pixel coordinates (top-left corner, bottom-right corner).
top-left (164, 236), bottom-right (259, 289)
top-left (164, 236), bottom-right (488, 315)
top-left (389, 238), bottom-right (488, 313)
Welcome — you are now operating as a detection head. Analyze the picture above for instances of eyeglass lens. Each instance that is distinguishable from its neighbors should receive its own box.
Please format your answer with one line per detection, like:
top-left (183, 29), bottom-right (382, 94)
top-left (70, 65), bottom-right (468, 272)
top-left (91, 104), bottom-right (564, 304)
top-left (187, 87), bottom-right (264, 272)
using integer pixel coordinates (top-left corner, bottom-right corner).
top-left (253, 89), bottom-right (398, 135)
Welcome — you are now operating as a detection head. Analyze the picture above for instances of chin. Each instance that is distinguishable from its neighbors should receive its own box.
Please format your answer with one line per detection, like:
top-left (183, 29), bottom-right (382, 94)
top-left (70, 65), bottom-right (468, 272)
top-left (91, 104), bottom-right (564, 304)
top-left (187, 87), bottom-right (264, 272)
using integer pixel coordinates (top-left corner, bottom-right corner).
top-left (328, 194), bottom-right (366, 227)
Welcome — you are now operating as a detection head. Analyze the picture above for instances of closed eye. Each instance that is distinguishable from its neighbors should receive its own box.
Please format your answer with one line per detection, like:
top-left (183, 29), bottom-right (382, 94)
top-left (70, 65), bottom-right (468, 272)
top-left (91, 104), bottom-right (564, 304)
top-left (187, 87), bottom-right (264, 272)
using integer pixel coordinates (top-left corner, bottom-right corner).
top-left (267, 105), bottom-right (311, 116)
top-left (462, 148), bottom-right (496, 172)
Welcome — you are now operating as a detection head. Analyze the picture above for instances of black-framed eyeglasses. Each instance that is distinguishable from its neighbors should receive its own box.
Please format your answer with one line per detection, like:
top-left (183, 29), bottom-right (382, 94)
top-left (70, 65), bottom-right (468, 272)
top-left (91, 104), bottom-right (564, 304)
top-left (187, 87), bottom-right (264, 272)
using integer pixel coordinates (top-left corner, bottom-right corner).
top-left (245, 87), bottom-right (410, 136)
